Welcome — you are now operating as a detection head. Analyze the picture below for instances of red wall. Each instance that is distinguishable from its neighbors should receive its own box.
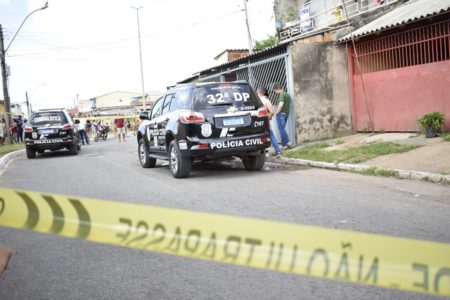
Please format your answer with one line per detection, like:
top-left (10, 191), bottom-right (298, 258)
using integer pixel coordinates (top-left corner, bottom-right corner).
top-left (352, 60), bottom-right (450, 131)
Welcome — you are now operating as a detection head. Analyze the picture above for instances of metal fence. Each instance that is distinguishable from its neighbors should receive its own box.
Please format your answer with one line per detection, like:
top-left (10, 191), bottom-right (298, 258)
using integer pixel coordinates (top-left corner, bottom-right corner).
top-left (199, 50), bottom-right (288, 106)
top-left (279, 0), bottom-right (399, 42)
top-left (198, 48), bottom-right (296, 144)
top-left (354, 19), bottom-right (450, 74)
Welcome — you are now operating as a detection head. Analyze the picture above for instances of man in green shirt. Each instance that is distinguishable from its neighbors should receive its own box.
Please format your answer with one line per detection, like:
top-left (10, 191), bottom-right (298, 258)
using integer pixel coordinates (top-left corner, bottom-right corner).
top-left (274, 84), bottom-right (293, 149)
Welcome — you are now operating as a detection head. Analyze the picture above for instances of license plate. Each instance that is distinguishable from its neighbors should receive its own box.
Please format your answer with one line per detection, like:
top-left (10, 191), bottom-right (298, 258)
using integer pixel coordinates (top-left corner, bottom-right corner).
top-left (39, 129), bottom-right (54, 134)
top-left (223, 117), bottom-right (244, 126)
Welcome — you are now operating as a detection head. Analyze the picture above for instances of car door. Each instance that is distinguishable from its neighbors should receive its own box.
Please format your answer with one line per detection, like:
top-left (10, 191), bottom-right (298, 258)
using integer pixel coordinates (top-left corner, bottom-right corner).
top-left (155, 94), bottom-right (173, 150)
top-left (147, 97), bottom-right (164, 153)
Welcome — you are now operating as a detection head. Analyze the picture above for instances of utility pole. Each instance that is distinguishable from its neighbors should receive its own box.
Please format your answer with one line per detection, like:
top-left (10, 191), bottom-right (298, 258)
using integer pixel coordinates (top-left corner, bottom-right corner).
top-left (25, 91), bottom-right (30, 116)
top-left (132, 6), bottom-right (146, 111)
top-left (0, 2), bottom-right (49, 142)
top-left (243, 0), bottom-right (253, 54)
top-left (0, 24), bottom-right (11, 141)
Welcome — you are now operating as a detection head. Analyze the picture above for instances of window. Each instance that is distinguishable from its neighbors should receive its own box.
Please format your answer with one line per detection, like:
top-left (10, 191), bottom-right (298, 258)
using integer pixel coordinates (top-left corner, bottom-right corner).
top-left (162, 94), bottom-right (173, 115)
top-left (31, 112), bottom-right (67, 126)
top-left (170, 88), bottom-right (194, 111)
top-left (151, 97), bottom-right (164, 119)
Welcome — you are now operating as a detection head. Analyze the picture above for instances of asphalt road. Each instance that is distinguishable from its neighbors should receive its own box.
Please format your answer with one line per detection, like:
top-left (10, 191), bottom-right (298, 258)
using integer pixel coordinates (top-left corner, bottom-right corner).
top-left (0, 136), bottom-right (449, 299)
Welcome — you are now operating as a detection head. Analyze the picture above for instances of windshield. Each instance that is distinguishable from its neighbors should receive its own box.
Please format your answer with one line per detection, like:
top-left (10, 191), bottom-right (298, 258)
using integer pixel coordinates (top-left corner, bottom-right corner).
top-left (30, 112), bottom-right (67, 126)
top-left (193, 83), bottom-right (262, 110)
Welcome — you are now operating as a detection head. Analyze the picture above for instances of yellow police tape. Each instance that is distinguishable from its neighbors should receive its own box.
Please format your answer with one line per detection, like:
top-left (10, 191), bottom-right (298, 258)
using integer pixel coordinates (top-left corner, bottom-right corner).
top-left (0, 187), bottom-right (449, 297)
top-left (75, 115), bottom-right (139, 121)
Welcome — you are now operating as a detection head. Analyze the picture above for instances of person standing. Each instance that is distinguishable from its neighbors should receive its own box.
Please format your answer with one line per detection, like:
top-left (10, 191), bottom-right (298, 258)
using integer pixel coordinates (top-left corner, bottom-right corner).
top-left (75, 119), bottom-right (90, 145)
top-left (0, 118), bottom-right (5, 145)
top-left (15, 116), bottom-right (23, 143)
top-left (274, 84), bottom-right (293, 149)
top-left (114, 114), bottom-right (126, 142)
top-left (257, 87), bottom-right (281, 158)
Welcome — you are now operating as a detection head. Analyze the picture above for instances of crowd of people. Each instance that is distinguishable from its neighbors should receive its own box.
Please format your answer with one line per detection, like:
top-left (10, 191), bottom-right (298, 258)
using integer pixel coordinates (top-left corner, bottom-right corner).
top-left (0, 112), bottom-right (140, 146)
top-left (0, 115), bottom-right (26, 145)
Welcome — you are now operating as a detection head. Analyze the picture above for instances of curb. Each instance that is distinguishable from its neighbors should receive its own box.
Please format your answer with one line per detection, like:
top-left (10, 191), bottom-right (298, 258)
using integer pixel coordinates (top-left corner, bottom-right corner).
top-left (0, 149), bottom-right (25, 173)
top-left (267, 156), bottom-right (450, 184)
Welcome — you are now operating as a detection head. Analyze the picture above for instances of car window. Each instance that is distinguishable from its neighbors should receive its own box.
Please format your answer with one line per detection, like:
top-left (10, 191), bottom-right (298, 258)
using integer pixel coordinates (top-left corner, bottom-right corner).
top-left (30, 112), bottom-right (67, 126)
top-left (193, 83), bottom-right (261, 110)
top-left (170, 88), bottom-right (194, 111)
top-left (162, 94), bottom-right (173, 115)
top-left (151, 97), bottom-right (164, 119)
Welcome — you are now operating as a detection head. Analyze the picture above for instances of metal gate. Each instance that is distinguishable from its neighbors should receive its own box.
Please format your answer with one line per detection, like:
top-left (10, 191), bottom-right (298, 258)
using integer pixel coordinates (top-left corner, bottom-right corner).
top-left (198, 48), bottom-right (296, 144)
top-left (351, 19), bottom-right (450, 131)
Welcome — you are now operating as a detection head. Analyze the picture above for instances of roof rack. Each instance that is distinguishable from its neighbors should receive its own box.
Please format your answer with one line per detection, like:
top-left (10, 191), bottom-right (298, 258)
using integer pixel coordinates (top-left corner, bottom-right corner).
top-left (35, 108), bottom-right (66, 111)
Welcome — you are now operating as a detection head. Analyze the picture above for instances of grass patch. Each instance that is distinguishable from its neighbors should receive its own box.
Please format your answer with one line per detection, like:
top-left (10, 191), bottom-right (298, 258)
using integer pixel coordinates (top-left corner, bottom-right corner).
top-left (442, 132), bottom-right (450, 142)
top-left (285, 142), bottom-right (420, 164)
top-left (335, 139), bottom-right (344, 145)
top-left (361, 167), bottom-right (400, 178)
top-left (0, 143), bottom-right (25, 157)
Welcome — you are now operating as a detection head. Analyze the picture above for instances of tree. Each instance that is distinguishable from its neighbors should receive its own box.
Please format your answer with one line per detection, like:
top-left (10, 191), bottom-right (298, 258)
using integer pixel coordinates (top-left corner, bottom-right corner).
top-left (254, 35), bottom-right (277, 51)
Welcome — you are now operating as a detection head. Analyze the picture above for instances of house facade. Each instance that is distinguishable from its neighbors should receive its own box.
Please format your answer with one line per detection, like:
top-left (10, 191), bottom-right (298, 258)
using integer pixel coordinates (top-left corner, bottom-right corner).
top-left (340, 0), bottom-right (450, 131)
top-left (179, 0), bottom-right (450, 144)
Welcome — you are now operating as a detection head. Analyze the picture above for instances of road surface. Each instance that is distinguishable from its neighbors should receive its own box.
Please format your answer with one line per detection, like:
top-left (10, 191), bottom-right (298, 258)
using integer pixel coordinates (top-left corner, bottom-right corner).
top-left (0, 137), bottom-right (449, 299)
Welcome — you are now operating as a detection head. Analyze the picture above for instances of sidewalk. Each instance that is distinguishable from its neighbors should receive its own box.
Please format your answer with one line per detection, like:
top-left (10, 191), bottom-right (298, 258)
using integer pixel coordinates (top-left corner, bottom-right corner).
top-left (267, 133), bottom-right (450, 184)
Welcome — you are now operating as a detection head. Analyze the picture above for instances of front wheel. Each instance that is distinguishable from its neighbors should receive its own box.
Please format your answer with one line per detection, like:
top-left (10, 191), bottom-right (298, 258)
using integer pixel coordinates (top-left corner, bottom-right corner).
top-left (102, 132), bottom-right (108, 140)
top-left (242, 152), bottom-right (266, 171)
top-left (169, 140), bottom-right (191, 178)
top-left (138, 139), bottom-right (156, 168)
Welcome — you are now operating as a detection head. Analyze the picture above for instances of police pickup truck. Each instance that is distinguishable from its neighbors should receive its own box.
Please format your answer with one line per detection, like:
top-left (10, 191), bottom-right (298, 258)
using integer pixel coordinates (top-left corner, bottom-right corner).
top-left (24, 109), bottom-right (81, 158)
top-left (137, 81), bottom-right (271, 178)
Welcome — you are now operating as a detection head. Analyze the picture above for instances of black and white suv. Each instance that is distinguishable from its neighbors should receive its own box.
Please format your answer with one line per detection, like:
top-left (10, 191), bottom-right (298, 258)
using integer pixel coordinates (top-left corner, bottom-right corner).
top-left (137, 81), bottom-right (271, 178)
top-left (24, 109), bottom-right (81, 158)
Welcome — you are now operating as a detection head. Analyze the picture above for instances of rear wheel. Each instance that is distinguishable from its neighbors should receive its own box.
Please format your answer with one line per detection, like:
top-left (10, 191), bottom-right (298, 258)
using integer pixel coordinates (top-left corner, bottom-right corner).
top-left (169, 140), bottom-right (191, 178)
top-left (138, 139), bottom-right (156, 168)
top-left (69, 143), bottom-right (78, 155)
top-left (26, 148), bottom-right (36, 159)
top-left (242, 152), bottom-right (266, 171)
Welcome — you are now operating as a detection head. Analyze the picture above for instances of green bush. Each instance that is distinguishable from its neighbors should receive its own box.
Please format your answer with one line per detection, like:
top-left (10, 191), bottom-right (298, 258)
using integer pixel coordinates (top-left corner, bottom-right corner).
top-left (418, 112), bottom-right (445, 131)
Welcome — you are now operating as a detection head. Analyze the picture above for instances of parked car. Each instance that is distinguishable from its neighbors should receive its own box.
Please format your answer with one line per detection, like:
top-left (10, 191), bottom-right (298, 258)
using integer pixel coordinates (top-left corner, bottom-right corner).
top-left (24, 108), bottom-right (81, 158)
top-left (137, 81), bottom-right (271, 178)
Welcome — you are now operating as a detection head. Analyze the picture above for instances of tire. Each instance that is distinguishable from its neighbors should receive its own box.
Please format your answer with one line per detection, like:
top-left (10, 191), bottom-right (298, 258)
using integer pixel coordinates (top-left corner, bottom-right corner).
top-left (69, 143), bottom-right (78, 155)
top-left (26, 148), bottom-right (36, 159)
top-left (138, 139), bottom-right (156, 168)
top-left (242, 152), bottom-right (266, 171)
top-left (169, 140), bottom-right (191, 178)
top-left (102, 132), bottom-right (107, 141)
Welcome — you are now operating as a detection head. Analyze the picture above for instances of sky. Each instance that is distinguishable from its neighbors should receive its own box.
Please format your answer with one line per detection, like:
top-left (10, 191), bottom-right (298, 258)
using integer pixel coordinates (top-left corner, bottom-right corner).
top-left (0, 0), bottom-right (276, 111)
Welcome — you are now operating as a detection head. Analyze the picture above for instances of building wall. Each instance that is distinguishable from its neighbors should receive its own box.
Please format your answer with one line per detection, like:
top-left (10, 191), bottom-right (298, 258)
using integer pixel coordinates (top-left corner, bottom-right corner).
top-left (290, 40), bottom-right (352, 142)
top-left (78, 99), bottom-right (91, 113)
top-left (227, 51), bottom-right (249, 62)
top-left (352, 61), bottom-right (450, 131)
top-left (95, 92), bottom-right (140, 109)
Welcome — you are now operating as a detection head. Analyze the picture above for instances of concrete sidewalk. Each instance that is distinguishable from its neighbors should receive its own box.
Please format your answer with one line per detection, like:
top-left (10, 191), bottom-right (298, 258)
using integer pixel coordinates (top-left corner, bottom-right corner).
top-left (267, 133), bottom-right (450, 184)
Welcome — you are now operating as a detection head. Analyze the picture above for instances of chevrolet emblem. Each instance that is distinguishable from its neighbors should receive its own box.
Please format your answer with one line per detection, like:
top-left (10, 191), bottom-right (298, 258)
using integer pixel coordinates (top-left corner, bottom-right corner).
top-left (227, 106), bottom-right (238, 113)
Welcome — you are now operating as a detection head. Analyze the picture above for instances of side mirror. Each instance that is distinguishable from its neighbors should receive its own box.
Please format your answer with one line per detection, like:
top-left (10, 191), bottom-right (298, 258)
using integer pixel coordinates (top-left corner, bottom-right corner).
top-left (139, 111), bottom-right (149, 120)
